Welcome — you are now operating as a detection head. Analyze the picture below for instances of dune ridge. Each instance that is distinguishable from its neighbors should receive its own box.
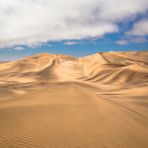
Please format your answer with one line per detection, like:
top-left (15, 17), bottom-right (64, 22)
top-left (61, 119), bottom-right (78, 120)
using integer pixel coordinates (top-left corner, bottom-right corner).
top-left (0, 51), bottom-right (148, 85)
top-left (0, 51), bottom-right (148, 148)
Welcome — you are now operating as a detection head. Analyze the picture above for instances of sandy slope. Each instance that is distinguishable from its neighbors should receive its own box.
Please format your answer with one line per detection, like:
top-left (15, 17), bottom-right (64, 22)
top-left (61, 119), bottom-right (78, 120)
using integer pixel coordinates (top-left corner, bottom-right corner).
top-left (0, 51), bottom-right (148, 148)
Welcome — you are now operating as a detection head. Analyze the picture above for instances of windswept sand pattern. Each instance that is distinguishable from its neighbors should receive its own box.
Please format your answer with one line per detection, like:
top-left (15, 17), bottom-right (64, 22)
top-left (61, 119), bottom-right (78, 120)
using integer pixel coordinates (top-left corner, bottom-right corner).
top-left (0, 51), bottom-right (148, 148)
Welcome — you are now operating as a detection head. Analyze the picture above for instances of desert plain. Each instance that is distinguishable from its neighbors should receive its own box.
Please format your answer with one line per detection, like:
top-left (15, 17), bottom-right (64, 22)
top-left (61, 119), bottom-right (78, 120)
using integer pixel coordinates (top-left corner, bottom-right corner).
top-left (0, 51), bottom-right (148, 148)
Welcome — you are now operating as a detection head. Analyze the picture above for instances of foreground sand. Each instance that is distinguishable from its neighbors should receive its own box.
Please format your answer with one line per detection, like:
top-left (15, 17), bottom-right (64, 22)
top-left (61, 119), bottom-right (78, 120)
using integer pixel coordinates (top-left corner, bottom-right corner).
top-left (0, 51), bottom-right (148, 148)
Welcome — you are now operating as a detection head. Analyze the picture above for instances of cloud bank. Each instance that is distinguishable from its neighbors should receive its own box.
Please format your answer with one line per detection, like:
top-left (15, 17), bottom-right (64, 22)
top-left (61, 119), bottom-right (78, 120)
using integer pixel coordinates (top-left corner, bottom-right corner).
top-left (0, 0), bottom-right (148, 48)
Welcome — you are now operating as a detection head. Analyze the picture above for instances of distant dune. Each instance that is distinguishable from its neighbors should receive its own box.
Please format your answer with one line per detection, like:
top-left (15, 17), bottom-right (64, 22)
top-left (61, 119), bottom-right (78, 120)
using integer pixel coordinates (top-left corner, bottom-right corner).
top-left (0, 51), bottom-right (148, 148)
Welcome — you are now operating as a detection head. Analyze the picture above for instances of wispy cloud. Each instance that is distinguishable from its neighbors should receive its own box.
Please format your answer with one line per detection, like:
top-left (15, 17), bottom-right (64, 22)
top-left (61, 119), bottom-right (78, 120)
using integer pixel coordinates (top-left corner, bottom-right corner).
top-left (64, 41), bottom-right (80, 45)
top-left (116, 40), bottom-right (128, 45)
top-left (0, 0), bottom-right (148, 48)
top-left (13, 46), bottom-right (25, 50)
top-left (116, 37), bottom-right (147, 45)
top-left (129, 37), bottom-right (147, 43)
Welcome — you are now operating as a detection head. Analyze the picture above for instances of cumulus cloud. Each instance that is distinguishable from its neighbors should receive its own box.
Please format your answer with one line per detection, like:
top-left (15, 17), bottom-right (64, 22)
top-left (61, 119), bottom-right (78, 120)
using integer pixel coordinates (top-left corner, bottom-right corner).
top-left (0, 0), bottom-right (148, 48)
top-left (126, 19), bottom-right (148, 36)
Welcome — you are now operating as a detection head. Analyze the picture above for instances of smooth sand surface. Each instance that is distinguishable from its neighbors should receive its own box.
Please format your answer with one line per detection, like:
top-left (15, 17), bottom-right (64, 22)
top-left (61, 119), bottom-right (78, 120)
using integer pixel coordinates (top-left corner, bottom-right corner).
top-left (0, 51), bottom-right (148, 148)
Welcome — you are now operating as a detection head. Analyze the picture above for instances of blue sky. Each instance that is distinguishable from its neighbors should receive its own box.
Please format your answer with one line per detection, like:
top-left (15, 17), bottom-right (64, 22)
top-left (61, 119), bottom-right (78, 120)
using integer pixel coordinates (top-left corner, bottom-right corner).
top-left (0, 0), bottom-right (148, 61)
top-left (0, 36), bottom-right (147, 61)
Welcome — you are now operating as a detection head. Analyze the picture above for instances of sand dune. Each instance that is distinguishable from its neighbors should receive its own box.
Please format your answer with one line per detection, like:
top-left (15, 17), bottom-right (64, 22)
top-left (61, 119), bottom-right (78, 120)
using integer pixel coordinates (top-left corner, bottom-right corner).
top-left (0, 51), bottom-right (148, 148)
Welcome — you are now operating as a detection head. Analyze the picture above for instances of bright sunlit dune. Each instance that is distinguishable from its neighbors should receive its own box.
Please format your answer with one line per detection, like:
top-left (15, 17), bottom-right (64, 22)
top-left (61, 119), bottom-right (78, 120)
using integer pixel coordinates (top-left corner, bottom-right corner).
top-left (0, 51), bottom-right (148, 148)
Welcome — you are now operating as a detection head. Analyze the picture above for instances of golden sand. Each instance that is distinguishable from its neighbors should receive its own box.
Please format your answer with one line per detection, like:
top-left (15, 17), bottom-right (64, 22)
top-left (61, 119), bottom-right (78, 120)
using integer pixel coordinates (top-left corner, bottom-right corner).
top-left (0, 51), bottom-right (148, 148)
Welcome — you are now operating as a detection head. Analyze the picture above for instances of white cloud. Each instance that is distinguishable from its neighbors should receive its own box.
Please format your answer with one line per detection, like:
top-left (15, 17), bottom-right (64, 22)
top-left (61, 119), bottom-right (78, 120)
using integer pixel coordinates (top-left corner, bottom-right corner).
top-left (126, 19), bottom-right (148, 36)
top-left (129, 37), bottom-right (147, 43)
top-left (116, 40), bottom-right (128, 45)
top-left (116, 37), bottom-right (147, 45)
top-left (0, 0), bottom-right (148, 48)
top-left (64, 41), bottom-right (80, 45)
top-left (13, 46), bottom-right (25, 50)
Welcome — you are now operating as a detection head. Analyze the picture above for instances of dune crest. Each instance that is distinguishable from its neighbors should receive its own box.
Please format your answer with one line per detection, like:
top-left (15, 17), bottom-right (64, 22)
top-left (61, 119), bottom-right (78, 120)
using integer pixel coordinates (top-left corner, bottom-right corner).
top-left (0, 51), bottom-right (148, 84)
top-left (0, 51), bottom-right (148, 148)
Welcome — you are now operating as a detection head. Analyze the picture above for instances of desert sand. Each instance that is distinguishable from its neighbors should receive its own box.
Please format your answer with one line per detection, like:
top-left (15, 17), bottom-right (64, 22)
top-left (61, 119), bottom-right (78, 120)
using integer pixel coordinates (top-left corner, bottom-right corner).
top-left (0, 51), bottom-right (148, 148)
